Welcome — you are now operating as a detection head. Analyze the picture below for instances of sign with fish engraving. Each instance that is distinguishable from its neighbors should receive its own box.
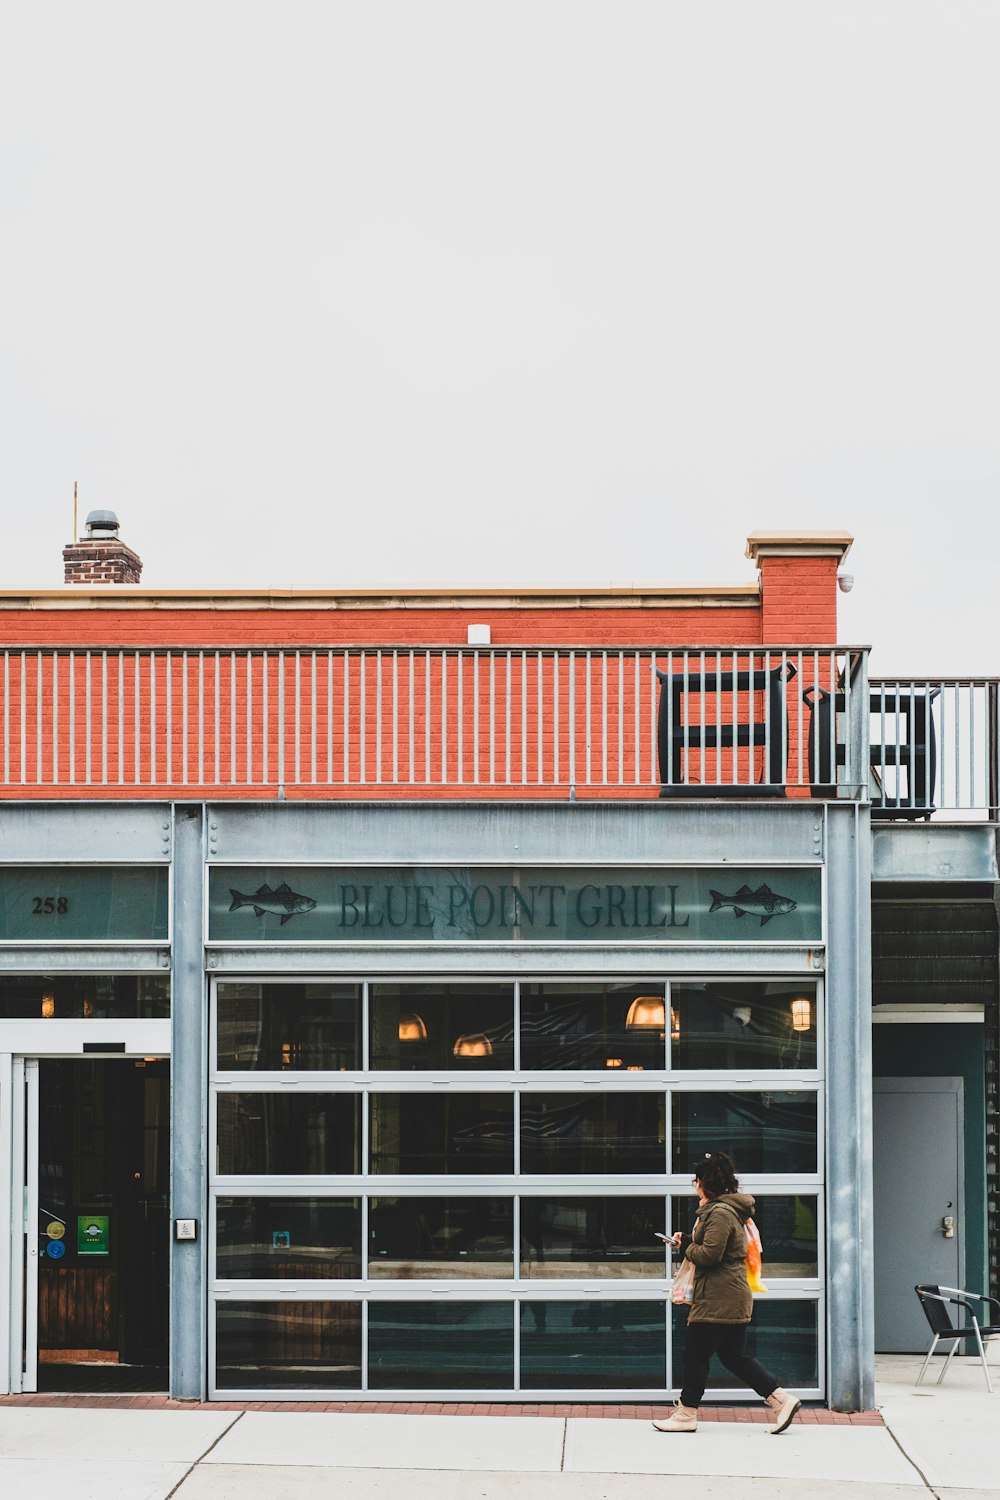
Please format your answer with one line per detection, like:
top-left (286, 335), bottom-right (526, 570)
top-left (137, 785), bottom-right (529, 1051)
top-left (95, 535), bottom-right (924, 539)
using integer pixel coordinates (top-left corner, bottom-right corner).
top-left (209, 867), bottom-right (822, 944)
top-left (0, 866), bottom-right (168, 942)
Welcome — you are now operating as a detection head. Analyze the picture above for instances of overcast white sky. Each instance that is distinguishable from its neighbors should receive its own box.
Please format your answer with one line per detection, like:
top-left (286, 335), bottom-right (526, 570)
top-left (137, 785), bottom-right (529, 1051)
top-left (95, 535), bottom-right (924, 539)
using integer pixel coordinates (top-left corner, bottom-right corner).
top-left (2, 3), bottom-right (998, 674)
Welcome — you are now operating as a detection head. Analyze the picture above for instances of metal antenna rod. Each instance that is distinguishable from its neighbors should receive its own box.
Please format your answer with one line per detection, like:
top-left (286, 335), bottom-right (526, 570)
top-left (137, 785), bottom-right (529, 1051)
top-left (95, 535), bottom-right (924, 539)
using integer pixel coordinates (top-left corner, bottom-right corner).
top-left (73, 479), bottom-right (78, 543)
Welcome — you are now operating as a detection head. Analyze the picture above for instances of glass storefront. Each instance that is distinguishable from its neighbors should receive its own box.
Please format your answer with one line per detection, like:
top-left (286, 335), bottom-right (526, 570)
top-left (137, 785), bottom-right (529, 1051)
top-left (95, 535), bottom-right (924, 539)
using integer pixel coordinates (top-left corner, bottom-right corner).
top-left (209, 978), bottom-right (823, 1397)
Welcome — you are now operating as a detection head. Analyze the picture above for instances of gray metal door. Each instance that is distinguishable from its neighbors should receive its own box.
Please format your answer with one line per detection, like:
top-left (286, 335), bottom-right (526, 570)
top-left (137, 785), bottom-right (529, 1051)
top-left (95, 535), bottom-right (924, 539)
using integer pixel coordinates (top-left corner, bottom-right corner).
top-left (872, 1077), bottom-right (963, 1352)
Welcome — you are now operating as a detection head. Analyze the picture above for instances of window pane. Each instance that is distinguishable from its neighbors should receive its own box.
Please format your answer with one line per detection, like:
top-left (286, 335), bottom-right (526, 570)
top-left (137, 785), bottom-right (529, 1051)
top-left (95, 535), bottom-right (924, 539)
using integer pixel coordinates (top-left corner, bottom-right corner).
top-left (521, 1094), bottom-right (664, 1174)
top-left (671, 984), bottom-right (817, 1070)
top-left (215, 1199), bottom-right (361, 1279)
top-left (0, 975), bottom-right (169, 1019)
top-left (368, 1303), bottom-right (514, 1388)
top-left (369, 984), bottom-right (514, 1070)
top-left (370, 1095), bottom-right (513, 1174)
top-left (369, 1198), bottom-right (513, 1279)
top-left (520, 1302), bottom-right (665, 1388)
top-left (520, 984), bottom-right (666, 1071)
top-left (217, 1095), bottom-right (360, 1175)
top-left (670, 1194), bottom-right (819, 1278)
top-left (215, 1301), bottom-right (361, 1389)
top-left (521, 1197), bottom-right (667, 1279)
top-left (216, 983), bottom-right (360, 1070)
top-left (672, 1299), bottom-right (818, 1389)
top-left (671, 1092), bottom-right (817, 1174)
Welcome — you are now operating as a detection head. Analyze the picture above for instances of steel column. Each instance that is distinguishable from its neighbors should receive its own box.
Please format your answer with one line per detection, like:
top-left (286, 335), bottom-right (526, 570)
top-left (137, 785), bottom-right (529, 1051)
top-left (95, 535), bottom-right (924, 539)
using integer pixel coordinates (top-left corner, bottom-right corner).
top-left (169, 803), bottom-right (208, 1400)
top-left (825, 801), bottom-right (874, 1410)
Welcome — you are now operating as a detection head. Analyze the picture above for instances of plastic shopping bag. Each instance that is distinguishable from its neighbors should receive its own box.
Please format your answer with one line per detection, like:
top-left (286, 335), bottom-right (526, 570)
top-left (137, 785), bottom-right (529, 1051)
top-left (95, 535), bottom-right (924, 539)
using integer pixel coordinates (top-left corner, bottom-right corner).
top-left (671, 1257), bottom-right (696, 1305)
top-left (745, 1217), bottom-right (768, 1293)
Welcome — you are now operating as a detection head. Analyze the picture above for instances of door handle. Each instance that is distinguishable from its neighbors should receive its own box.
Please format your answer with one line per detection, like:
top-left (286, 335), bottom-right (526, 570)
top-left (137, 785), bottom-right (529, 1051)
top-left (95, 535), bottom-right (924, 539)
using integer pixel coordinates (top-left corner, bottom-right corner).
top-left (941, 1216), bottom-right (955, 1238)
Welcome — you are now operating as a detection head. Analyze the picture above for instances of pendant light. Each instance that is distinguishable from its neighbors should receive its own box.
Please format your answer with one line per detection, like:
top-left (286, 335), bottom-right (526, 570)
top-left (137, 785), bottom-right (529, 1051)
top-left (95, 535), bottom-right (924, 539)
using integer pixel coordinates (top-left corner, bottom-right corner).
top-left (790, 997), bottom-right (812, 1032)
top-left (624, 996), bottom-right (665, 1030)
top-left (398, 1013), bottom-right (428, 1042)
top-left (452, 1032), bottom-right (494, 1058)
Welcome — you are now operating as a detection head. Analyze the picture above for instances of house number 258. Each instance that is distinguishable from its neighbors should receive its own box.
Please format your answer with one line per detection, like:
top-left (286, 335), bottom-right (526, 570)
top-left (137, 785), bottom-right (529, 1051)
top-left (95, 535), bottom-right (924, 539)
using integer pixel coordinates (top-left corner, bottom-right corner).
top-left (32, 897), bottom-right (69, 915)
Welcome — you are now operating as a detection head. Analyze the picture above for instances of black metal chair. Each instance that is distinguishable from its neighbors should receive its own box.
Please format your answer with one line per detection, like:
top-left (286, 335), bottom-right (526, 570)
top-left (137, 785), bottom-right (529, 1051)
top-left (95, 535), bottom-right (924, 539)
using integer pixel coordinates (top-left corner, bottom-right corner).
top-left (914, 1284), bottom-right (1000, 1393)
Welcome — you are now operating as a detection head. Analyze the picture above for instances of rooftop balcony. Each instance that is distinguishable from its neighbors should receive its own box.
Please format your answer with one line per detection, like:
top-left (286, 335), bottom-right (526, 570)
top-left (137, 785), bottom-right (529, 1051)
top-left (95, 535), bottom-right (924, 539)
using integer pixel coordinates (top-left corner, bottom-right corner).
top-left (0, 643), bottom-right (993, 817)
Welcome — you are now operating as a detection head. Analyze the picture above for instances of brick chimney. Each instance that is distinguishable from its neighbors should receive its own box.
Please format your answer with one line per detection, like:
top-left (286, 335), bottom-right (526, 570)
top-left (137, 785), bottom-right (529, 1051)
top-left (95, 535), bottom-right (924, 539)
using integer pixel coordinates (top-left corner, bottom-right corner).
top-left (63, 510), bottom-right (143, 585)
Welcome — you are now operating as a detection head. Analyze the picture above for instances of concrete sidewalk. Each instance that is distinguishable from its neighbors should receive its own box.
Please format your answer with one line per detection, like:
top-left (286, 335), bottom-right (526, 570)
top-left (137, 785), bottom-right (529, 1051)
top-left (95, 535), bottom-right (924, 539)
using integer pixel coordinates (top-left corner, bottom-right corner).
top-left (0, 1355), bottom-right (996, 1500)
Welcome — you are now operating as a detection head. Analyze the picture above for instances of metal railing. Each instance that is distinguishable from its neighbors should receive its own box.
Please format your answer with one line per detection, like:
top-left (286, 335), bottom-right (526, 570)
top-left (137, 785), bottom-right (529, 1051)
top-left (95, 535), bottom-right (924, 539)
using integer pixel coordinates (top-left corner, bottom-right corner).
top-left (0, 644), bottom-right (870, 799)
top-left (868, 678), bottom-right (1000, 819)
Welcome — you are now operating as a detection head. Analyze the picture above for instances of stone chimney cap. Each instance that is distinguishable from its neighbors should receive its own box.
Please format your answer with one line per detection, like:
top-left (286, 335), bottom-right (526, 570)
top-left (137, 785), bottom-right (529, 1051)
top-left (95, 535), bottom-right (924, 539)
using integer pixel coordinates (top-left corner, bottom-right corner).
top-left (84, 509), bottom-right (120, 535)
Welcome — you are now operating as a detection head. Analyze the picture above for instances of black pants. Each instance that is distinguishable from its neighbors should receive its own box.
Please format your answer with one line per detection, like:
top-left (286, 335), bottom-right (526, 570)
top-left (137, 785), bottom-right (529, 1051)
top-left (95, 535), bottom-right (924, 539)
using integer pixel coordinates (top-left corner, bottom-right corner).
top-left (680, 1322), bottom-right (778, 1408)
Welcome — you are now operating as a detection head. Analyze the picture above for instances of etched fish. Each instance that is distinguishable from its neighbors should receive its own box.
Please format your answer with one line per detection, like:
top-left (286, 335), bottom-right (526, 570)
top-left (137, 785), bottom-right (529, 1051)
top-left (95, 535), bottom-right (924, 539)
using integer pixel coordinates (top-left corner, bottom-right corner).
top-left (229, 882), bottom-right (317, 925)
top-left (708, 883), bottom-right (796, 927)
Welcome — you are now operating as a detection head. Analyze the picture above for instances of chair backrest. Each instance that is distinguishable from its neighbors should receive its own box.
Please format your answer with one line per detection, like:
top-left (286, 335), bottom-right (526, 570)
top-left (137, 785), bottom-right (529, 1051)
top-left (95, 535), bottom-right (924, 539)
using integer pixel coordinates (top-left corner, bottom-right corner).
top-left (915, 1284), bottom-right (958, 1336)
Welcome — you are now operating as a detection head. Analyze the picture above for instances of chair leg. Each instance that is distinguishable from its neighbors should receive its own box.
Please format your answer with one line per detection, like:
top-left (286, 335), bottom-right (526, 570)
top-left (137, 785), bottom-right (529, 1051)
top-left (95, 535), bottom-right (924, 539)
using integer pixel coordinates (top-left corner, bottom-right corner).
top-left (939, 1335), bottom-right (961, 1384)
top-left (916, 1334), bottom-right (940, 1387)
top-left (973, 1323), bottom-right (994, 1396)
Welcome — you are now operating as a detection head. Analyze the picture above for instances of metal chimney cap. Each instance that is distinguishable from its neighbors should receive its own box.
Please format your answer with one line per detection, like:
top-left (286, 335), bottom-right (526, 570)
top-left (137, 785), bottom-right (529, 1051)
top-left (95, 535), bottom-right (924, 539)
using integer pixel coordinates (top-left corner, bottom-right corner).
top-left (84, 509), bottom-right (120, 536)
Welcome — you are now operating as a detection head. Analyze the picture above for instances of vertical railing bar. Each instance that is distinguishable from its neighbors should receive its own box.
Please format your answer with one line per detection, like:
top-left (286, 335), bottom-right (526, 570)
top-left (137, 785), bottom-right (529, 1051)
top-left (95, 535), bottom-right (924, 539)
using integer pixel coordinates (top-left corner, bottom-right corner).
top-left (953, 680), bottom-right (959, 809)
top-left (568, 650), bottom-right (576, 788)
top-left (3, 650), bottom-right (9, 783)
top-left (699, 649), bottom-right (706, 787)
top-left (682, 650), bottom-right (690, 788)
top-left (68, 651), bottom-right (75, 785)
top-left (939, 680), bottom-right (947, 812)
top-left (327, 651), bottom-right (334, 786)
top-left (391, 649), bottom-right (399, 784)
top-left (262, 651), bottom-right (270, 786)
top-left (715, 649), bottom-right (723, 785)
top-left (796, 651), bottom-right (804, 787)
top-left (166, 651), bottom-right (173, 786)
top-left (472, 651), bottom-right (480, 785)
top-left (649, 648), bottom-right (656, 787)
top-left (520, 650), bottom-right (527, 786)
top-left (907, 679), bottom-right (916, 810)
top-left (343, 651), bottom-right (350, 785)
top-left (457, 649), bottom-right (465, 786)
top-left (504, 651), bottom-right (511, 785)
top-left (85, 651), bottom-right (92, 785)
top-left (810, 651), bottom-right (819, 785)
top-left (294, 652), bottom-right (301, 786)
top-left (441, 650), bottom-right (448, 785)
top-left (877, 679), bottom-right (885, 808)
top-left (53, 652), bottom-right (60, 785)
top-left (633, 651), bottom-right (641, 786)
top-left (969, 680), bottom-right (976, 812)
top-left (149, 653), bottom-right (156, 786)
top-left (359, 650), bottom-right (367, 785)
top-left (198, 651), bottom-right (205, 786)
top-left (536, 651), bottom-right (543, 785)
top-left (279, 650), bottom-right (288, 789)
top-left (131, 653), bottom-right (140, 786)
top-left (923, 680), bottom-right (931, 811)
top-left (117, 652), bottom-right (124, 785)
top-left (491, 650), bottom-right (498, 785)
top-left (181, 651), bottom-right (189, 786)
top-left (893, 678), bottom-right (901, 808)
top-left (601, 650), bottom-right (608, 786)
top-left (35, 652), bottom-right (43, 785)
top-left (553, 652), bottom-right (560, 786)
top-left (245, 653), bottom-right (253, 787)
top-left (617, 651), bottom-right (623, 786)
top-left (408, 650), bottom-right (415, 785)
top-left (826, 649), bottom-right (835, 799)
top-left (841, 650), bottom-right (851, 796)
top-left (424, 649), bottom-right (431, 785)
top-left (780, 649), bottom-right (788, 791)
top-left (730, 650), bottom-right (738, 784)
top-left (19, 651), bottom-right (25, 786)
top-left (311, 652), bottom-right (317, 785)
top-left (229, 652), bottom-right (236, 786)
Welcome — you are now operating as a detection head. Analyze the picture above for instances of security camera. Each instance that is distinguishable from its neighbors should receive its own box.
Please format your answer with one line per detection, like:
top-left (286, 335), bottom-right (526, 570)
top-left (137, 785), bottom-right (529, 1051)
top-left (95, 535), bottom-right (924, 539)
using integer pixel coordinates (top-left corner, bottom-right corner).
top-left (732, 1006), bottom-right (752, 1028)
top-left (837, 572), bottom-right (855, 594)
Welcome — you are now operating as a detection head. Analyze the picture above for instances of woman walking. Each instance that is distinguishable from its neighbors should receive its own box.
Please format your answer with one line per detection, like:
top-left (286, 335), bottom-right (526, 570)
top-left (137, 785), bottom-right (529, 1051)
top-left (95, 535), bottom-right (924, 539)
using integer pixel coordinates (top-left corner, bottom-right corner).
top-left (654, 1151), bottom-right (801, 1435)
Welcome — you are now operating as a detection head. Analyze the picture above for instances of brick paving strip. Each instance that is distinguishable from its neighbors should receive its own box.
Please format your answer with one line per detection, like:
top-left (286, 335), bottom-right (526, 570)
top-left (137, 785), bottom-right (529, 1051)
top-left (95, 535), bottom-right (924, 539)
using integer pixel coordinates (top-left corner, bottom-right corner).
top-left (0, 1393), bottom-right (883, 1423)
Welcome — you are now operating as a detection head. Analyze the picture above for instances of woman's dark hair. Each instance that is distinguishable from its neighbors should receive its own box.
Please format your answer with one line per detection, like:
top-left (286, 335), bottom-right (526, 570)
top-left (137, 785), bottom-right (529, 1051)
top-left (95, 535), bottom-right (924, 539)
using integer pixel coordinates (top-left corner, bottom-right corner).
top-left (693, 1151), bottom-right (740, 1197)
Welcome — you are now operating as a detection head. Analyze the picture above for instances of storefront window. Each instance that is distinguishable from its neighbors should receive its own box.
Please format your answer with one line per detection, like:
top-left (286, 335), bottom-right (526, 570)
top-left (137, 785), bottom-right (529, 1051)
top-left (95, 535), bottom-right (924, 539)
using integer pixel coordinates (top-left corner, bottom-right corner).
top-left (215, 1302), bottom-right (361, 1389)
top-left (216, 984), bottom-right (360, 1070)
top-left (671, 984), bottom-right (818, 1070)
top-left (520, 1302), bottom-right (666, 1388)
top-left (370, 984), bottom-right (514, 1070)
top-left (215, 1198), bottom-right (361, 1278)
top-left (521, 1093), bottom-right (665, 1174)
top-left (520, 1197), bottom-right (666, 1278)
top-left (370, 1094), bottom-right (514, 1174)
top-left (671, 1091), bottom-right (818, 1174)
top-left (670, 1194), bottom-right (819, 1278)
top-left (520, 984), bottom-right (666, 1070)
top-left (0, 974), bottom-right (169, 1019)
top-left (368, 1303), bottom-right (514, 1388)
top-left (369, 1197), bottom-right (513, 1278)
top-left (217, 1094), bottom-right (360, 1175)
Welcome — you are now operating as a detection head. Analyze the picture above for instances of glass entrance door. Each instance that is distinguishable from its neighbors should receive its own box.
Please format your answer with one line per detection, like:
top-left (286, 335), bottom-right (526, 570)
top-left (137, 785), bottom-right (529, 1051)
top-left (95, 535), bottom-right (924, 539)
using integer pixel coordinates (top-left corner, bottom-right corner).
top-left (9, 1057), bottom-right (170, 1393)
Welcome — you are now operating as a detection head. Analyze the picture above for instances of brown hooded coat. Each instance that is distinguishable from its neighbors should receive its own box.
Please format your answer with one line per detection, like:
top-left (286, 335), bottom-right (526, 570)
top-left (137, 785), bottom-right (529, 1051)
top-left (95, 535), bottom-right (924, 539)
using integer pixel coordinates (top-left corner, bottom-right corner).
top-left (684, 1191), bottom-right (754, 1325)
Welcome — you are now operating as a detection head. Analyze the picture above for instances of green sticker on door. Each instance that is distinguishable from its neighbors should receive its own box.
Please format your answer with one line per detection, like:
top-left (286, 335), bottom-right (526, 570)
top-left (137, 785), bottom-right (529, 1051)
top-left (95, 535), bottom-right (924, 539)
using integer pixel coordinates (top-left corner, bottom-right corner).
top-left (77, 1216), bottom-right (109, 1256)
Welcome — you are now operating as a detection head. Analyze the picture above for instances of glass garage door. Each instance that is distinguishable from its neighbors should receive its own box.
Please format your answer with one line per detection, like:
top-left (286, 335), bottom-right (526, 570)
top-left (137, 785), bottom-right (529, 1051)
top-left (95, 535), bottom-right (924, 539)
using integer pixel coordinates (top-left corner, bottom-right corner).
top-left (209, 978), bottom-right (824, 1398)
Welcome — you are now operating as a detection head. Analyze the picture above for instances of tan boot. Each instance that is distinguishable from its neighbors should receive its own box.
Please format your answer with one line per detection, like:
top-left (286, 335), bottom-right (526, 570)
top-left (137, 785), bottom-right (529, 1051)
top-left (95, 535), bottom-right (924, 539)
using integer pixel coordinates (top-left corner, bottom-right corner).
top-left (652, 1403), bottom-right (698, 1432)
top-left (766, 1388), bottom-right (801, 1434)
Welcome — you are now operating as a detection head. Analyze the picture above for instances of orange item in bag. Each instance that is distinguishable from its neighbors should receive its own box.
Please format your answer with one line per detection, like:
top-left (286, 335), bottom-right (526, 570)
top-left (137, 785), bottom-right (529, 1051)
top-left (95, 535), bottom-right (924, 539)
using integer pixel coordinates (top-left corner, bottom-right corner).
top-left (745, 1217), bottom-right (768, 1293)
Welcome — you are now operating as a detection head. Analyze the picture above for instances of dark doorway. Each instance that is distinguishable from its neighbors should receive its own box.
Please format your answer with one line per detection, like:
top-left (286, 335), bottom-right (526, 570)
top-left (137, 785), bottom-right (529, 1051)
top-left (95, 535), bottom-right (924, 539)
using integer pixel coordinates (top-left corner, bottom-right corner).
top-left (36, 1058), bottom-right (169, 1390)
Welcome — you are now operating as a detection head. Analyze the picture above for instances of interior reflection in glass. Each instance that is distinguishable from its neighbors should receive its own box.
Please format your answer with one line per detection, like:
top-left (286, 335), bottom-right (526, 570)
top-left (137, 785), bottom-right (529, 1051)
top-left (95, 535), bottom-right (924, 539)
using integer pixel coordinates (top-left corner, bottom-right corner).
top-left (520, 984), bottom-right (666, 1071)
top-left (368, 1197), bottom-right (513, 1278)
top-left (671, 984), bottom-right (817, 1070)
top-left (520, 1197), bottom-right (665, 1278)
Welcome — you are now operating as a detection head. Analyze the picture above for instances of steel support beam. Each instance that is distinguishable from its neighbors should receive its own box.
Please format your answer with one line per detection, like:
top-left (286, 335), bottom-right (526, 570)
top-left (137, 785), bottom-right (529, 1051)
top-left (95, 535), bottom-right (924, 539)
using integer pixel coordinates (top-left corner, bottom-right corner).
top-left (169, 804), bottom-right (207, 1400)
top-left (825, 802), bottom-right (874, 1411)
